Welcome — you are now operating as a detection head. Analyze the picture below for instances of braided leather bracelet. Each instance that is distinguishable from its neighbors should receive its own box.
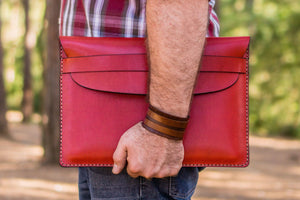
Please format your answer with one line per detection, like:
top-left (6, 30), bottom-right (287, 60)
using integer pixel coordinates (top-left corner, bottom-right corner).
top-left (142, 105), bottom-right (189, 140)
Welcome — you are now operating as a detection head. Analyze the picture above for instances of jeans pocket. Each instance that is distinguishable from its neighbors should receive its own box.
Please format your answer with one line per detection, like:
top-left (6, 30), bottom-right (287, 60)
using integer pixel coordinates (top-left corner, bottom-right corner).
top-left (169, 167), bottom-right (199, 200)
top-left (87, 167), bottom-right (140, 200)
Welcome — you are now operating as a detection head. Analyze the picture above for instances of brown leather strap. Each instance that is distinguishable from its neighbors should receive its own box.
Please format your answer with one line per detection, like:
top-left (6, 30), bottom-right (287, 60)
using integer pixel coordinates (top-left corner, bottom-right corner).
top-left (143, 118), bottom-right (184, 137)
top-left (142, 105), bottom-right (189, 140)
top-left (147, 109), bottom-right (188, 129)
top-left (142, 121), bottom-right (183, 140)
top-left (149, 105), bottom-right (189, 121)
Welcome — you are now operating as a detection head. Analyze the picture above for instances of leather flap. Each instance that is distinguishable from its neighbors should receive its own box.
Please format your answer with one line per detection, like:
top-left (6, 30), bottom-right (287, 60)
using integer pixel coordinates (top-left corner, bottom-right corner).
top-left (70, 72), bottom-right (239, 95)
top-left (60, 37), bottom-right (147, 58)
top-left (60, 36), bottom-right (250, 58)
top-left (62, 55), bottom-right (247, 73)
top-left (61, 36), bottom-right (249, 95)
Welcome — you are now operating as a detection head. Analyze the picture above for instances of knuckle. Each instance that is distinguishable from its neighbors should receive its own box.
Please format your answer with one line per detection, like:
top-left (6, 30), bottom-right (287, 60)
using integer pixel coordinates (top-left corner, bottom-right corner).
top-left (141, 167), bottom-right (157, 179)
top-left (127, 164), bottom-right (141, 174)
top-left (127, 170), bottom-right (139, 178)
top-left (170, 167), bottom-right (181, 177)
top-left (143, 171), bottom-right (154, 179)
top-left (143, 164), bottom-right (162, 179)
top-left (143, 174), bottom-right (151, 179)
top-left (152, 166), bottom-right (161, 176)
top-left (155, 172), bottom-right (166, 179)
top-left (169, 171), bottom-right (177, 177)
top-left (155, 167), bottom-right (169, 178)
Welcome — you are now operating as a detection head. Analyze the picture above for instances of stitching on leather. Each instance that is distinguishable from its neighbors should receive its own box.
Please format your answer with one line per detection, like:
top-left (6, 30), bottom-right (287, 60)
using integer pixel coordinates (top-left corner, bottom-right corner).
top-left (245, 46), bottom-right (250, 167)
top-left (59, 39), bottom-right (250, 168)
top-left (59, 45), bottom-right (64, 167)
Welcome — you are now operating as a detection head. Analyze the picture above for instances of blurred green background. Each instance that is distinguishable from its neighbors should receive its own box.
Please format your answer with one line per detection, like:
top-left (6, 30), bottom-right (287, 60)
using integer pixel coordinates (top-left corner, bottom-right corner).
top-left (219, 0), bottom-right (300, 138)
top-left (1, 0), bottom-right (300, 138)
top-left (2, 0), bottom-right (45, 112)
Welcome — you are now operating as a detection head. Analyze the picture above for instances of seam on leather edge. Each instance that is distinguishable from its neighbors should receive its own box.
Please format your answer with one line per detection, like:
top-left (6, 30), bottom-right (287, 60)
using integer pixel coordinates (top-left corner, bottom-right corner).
top-left (60, 157), bottom-right (249, 167)
top-left (60, 163), bottom-right (248, 167)
top-left (246, 46), bottom-right (250, 167)
top-left (59, 40), bottom-right (251, 168)
top-left (60, 45), bottom-right (64, 167)
top-left (182, 163), bottom-right (247, 167)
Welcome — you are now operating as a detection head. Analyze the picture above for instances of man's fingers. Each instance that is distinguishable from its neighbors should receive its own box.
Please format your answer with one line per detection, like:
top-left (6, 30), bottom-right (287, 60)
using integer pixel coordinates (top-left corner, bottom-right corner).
top-left (112, 141), bottom-right (127, 174)
top-left (127, 169), bottom-right (140, 178)
top-left (126, 162), bottom-right (141, 178)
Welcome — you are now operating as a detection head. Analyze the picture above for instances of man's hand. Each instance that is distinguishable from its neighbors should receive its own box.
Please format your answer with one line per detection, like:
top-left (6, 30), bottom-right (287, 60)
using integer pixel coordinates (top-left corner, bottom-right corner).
top-left (112, 122), bottom-right (184, 178)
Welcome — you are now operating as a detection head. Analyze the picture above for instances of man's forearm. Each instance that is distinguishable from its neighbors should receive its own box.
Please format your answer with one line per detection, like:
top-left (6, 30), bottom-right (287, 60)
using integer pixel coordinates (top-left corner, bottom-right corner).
top-left (146, 0), bottom-right (208, 118)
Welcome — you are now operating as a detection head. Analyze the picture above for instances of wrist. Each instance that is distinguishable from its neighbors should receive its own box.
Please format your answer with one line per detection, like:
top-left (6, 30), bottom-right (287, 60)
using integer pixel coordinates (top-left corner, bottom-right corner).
top-left (149, 100), bottom-right (190, 119)
top-left (142, 104), bottom-right (189, 140)
top-left (149, 82), bottom-right (193, 119)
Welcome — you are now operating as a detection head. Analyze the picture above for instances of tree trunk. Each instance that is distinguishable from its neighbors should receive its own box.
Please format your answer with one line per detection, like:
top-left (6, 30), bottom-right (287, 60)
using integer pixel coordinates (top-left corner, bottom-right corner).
top-left (21, 0), bottom-right (33, 123)
top-left (42, 0), bottom-right (60, 164)
top-left (0, 0), bottom-right (9, 137)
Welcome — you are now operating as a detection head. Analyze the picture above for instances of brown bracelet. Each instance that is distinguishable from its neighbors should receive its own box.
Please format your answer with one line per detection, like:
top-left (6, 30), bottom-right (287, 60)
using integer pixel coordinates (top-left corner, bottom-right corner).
top-left (142, 105), bottom-right (189, 140)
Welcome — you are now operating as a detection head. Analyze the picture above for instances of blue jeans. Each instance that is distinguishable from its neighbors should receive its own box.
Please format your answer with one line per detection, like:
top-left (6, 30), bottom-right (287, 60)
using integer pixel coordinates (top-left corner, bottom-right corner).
top-left (78, 167), bottom-right (203, 200)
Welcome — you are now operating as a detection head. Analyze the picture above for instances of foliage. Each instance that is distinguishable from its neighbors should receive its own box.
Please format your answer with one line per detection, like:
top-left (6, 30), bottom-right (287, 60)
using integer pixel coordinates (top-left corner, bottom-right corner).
top-left (2, 0), bottom-right (45, 112)
top-left (219, 0), bottom-right (300, 138)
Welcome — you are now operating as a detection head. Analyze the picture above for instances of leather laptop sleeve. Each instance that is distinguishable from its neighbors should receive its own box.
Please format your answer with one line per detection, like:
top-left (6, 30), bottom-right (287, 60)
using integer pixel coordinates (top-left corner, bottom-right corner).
top-left (59, 36), bottom-right (250, 167)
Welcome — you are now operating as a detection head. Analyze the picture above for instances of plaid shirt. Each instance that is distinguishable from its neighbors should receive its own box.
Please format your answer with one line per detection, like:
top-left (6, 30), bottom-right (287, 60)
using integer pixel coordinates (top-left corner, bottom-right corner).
top-left (60, 0), bottom-right (220, 37)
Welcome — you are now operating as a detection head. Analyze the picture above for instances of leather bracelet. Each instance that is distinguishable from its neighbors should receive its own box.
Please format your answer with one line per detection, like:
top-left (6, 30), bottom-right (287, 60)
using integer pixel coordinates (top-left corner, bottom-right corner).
top-left (142, 105), bottom-right (189, 140)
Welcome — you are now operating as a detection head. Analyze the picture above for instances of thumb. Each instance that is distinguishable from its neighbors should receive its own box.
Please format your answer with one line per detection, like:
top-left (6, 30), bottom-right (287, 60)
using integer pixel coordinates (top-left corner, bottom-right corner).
top-left (112, 140), bottom-right (127, 174)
